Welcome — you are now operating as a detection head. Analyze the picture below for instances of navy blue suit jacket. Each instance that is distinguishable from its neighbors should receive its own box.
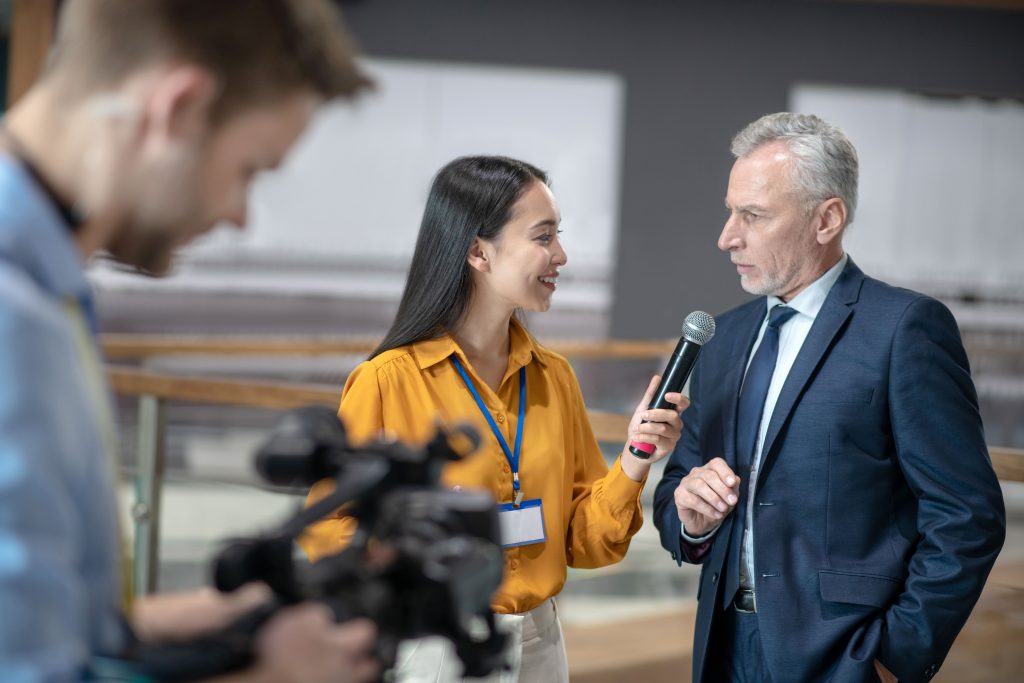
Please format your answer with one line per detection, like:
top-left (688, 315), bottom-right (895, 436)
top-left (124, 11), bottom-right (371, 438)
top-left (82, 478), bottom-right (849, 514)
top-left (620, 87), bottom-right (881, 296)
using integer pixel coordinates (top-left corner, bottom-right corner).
top-left (653, 259), bottom-right (1005, 683)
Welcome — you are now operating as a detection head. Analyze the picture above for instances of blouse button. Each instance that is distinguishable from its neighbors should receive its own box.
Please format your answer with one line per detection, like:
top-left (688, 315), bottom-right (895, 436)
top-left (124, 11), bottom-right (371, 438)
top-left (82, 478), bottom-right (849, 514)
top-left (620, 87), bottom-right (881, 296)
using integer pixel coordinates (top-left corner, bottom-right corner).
top-left (496, 413), bottom-right (505, 423)
top-left (503, 463), bottom-right (511, 473)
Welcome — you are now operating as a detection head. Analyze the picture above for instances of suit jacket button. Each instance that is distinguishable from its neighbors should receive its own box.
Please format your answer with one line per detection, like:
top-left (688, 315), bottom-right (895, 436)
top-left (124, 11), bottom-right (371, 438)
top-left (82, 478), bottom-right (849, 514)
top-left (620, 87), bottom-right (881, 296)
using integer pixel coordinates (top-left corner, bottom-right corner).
top-left (712, 573), bottom-right (719, 583)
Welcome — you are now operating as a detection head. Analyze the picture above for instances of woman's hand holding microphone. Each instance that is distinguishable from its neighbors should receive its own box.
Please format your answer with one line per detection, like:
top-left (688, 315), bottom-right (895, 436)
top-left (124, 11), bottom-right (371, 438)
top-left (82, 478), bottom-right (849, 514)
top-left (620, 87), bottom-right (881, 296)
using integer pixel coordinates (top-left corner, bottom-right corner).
top-left (620, 374), bottom-right (689, 481)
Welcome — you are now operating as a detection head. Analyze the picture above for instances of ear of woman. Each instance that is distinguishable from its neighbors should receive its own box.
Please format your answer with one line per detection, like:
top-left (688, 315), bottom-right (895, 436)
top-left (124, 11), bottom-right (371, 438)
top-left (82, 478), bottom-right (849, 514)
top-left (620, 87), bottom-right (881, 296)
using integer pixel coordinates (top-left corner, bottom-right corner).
top-left (467, 237), bottom-right (491, 273)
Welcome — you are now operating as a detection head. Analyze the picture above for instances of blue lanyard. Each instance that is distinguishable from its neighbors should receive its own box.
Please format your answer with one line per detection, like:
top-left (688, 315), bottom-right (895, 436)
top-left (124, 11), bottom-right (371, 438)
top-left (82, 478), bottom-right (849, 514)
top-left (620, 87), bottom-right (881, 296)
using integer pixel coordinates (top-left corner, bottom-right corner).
top-left (450, 356), bottom-right (526, 502)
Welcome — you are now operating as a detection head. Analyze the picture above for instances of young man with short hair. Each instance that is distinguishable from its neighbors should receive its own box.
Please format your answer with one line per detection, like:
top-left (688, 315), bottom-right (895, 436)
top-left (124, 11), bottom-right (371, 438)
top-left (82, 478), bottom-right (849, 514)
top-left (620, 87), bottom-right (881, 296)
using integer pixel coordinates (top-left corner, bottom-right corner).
top-left (0, 2), bottom-right (378, 681)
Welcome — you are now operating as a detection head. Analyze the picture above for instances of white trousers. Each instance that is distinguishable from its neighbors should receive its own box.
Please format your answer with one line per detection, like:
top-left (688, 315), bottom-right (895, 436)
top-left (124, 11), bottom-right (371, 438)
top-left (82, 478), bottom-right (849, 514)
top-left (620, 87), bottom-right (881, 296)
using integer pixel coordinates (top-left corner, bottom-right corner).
top-left (392, 598), bottom-right (569, 683)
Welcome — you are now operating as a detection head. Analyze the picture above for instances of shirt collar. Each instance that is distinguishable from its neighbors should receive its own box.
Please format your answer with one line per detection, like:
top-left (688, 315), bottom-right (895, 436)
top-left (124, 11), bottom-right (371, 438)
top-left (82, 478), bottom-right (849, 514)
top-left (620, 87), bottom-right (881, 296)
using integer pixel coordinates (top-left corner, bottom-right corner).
top-left (413, 317), bottom-right (548, 372)
top-left (766, 253), bottom-right (848, 321)
top-left (0, 154), bottom-right (91, 301)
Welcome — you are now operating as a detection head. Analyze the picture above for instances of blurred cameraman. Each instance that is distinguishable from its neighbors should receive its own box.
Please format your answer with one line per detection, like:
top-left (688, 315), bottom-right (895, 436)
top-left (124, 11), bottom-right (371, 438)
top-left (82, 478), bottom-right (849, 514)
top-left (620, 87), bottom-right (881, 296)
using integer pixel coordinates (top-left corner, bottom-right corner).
top-left (0, 1), bottom-right (378, 681)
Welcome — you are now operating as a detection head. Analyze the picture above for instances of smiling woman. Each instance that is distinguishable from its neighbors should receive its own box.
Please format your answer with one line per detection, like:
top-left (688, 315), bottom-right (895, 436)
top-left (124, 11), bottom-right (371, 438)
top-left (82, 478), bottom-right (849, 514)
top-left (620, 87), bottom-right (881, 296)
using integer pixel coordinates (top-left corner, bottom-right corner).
top-left (300, 155), bottom-right (689, 683)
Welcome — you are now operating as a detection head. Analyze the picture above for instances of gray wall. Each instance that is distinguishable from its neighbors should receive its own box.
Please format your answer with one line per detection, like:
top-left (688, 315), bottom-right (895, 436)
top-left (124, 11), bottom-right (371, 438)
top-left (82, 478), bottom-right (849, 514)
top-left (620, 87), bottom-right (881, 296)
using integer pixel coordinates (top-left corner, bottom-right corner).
top-left (336, 0), bottom-right (1024, 338)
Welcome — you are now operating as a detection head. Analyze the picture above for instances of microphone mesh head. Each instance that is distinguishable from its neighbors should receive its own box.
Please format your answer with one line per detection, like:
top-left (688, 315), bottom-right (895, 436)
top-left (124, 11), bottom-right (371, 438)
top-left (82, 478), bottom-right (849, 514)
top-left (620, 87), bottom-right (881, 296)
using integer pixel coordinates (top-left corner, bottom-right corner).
top-left (682, 310), bottom-right (716, 345)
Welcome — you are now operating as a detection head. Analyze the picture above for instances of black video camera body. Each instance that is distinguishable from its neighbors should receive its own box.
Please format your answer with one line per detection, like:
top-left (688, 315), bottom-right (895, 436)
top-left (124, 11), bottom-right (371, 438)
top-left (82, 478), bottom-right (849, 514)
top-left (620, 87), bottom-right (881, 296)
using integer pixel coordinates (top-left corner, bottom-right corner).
top-left (129, 406), bottom-right (508, 681)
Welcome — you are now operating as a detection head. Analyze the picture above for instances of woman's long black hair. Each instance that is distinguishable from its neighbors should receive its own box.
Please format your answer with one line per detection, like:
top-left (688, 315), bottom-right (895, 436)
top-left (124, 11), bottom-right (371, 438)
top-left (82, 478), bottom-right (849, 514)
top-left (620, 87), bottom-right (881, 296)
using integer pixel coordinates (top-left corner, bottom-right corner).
top-left (370, 156), bottom-right (548, 359)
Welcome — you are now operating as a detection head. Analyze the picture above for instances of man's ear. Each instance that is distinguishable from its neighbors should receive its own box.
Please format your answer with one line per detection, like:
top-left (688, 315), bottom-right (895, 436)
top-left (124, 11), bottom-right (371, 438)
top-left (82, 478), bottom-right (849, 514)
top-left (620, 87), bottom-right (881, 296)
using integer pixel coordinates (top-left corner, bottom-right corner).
top-left (145, 65), bottom-right (219, 143)
top-left (815, 197), bottom-right (847, 246)
top-left (467, 237), bottom-right (491, 273)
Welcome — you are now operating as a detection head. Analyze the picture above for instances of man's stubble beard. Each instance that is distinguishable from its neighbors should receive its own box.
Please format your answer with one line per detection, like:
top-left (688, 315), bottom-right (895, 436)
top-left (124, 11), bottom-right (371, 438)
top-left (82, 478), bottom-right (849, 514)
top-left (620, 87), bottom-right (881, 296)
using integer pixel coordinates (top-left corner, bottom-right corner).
top-left (108, 144), bottom-right (211, 276)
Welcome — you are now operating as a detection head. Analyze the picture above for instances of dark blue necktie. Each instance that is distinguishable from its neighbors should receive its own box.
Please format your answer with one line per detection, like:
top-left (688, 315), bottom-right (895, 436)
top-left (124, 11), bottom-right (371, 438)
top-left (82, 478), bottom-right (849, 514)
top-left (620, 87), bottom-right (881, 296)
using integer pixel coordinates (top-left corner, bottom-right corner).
top-left (722, 304), bottom-right (797, 609)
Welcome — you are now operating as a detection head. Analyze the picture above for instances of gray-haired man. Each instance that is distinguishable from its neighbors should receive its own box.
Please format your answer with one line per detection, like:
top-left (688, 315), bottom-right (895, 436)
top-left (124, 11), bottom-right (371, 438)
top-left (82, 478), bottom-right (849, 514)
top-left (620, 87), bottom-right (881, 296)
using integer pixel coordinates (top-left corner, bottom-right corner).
top-left (654, 112), bottom-right (1004, 683)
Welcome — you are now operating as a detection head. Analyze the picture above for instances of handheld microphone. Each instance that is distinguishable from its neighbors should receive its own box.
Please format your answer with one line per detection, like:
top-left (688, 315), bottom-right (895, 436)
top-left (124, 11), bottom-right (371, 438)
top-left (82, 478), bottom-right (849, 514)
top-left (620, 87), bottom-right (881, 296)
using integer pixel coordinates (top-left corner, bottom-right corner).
top-left (628, 310), bottom-right (716, 459)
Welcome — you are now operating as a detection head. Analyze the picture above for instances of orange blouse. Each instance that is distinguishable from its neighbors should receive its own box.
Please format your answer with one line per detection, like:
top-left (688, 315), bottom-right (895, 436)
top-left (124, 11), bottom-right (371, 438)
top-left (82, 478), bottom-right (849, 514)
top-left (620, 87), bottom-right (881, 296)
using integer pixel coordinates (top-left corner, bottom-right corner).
top-left (299, 319), bottom-right (645, 614)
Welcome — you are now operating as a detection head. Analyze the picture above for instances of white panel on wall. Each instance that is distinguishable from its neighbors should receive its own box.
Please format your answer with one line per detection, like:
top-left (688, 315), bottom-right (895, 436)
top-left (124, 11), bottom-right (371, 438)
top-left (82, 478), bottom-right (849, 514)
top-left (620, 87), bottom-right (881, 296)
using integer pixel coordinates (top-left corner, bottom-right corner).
top-left (790, 84), bottom-right (1024, 297)
top-left (109, 58), bottom-right (626, 309)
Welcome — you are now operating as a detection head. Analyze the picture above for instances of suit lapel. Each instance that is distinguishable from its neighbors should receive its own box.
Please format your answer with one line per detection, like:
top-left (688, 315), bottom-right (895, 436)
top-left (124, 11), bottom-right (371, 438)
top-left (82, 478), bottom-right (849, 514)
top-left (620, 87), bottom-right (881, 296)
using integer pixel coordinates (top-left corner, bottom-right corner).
top-left (755, 260), bottom-right (865, 487)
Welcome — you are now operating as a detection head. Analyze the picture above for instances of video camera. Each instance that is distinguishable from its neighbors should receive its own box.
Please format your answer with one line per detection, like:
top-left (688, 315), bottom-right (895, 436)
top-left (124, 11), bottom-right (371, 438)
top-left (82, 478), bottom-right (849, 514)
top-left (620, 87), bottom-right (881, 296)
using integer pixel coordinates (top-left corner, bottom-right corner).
top-left (126, 406), bottom-right (508, 681)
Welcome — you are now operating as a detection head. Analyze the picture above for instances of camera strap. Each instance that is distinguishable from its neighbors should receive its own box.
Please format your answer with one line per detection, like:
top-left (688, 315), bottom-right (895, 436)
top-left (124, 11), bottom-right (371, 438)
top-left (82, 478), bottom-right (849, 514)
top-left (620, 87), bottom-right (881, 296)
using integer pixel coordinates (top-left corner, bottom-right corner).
top-left (450, 356), bottom-right (526, 507)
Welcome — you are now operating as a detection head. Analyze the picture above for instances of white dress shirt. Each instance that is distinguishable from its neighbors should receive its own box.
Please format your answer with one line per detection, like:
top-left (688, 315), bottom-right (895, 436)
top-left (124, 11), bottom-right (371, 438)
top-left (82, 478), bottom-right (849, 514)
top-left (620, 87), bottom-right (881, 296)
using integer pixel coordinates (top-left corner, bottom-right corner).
top-left (683, 254), bottom-right (848, 593)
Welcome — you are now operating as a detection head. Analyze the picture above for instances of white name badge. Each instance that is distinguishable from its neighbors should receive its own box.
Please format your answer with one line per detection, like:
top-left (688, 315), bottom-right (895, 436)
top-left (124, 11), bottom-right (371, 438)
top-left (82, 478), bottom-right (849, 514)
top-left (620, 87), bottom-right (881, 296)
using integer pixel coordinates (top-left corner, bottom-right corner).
top-left (496, 498), bottom-right (546, 548)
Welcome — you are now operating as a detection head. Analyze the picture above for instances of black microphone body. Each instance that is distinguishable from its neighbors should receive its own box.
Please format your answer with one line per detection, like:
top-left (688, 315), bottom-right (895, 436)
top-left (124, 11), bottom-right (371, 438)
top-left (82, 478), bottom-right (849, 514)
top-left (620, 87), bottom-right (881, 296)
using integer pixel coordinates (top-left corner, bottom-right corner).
top-left (629, 311), bottom-right (715, 459)
top-left (649, 337), bottom-right (702, 411)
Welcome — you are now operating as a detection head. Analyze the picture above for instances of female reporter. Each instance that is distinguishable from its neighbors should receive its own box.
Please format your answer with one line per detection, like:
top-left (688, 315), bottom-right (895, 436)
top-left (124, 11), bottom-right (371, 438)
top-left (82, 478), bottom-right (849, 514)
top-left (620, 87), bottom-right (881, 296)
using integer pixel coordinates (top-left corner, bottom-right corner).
top-left (300, 156), bottom-right (687, 682)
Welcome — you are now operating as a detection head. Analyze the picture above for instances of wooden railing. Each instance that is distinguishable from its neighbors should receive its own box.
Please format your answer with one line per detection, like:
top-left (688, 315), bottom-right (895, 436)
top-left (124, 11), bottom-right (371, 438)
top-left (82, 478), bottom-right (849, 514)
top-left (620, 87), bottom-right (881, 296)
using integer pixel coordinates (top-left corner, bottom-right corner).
top-left (107, 366), bottom-right (633, 442)
top-left (991, 446), bottom-right (1024, 482)
top-left (101, 332), bottom-right (1022, 362)
top-left (103, 334), bottom-right (677, 361)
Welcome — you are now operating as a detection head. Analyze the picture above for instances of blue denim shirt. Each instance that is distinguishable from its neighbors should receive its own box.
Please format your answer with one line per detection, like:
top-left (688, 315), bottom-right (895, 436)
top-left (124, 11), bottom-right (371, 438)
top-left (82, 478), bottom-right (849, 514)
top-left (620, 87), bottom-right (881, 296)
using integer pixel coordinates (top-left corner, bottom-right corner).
top-left (0, 155), bottom-right (126, 681)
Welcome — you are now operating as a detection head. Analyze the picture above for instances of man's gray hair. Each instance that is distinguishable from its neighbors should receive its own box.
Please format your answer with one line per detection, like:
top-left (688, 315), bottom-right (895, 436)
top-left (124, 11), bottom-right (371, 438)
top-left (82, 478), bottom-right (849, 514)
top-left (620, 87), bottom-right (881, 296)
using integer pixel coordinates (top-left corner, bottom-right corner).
top-left (731, 112), bottom-right (859, 225)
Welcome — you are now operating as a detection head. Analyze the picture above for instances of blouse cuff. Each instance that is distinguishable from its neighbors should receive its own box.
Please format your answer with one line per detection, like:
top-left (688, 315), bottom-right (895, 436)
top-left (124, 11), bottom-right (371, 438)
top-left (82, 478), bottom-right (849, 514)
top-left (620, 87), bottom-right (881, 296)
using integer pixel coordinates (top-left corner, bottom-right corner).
top-left (604, 457), bottom-right (647, 513)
